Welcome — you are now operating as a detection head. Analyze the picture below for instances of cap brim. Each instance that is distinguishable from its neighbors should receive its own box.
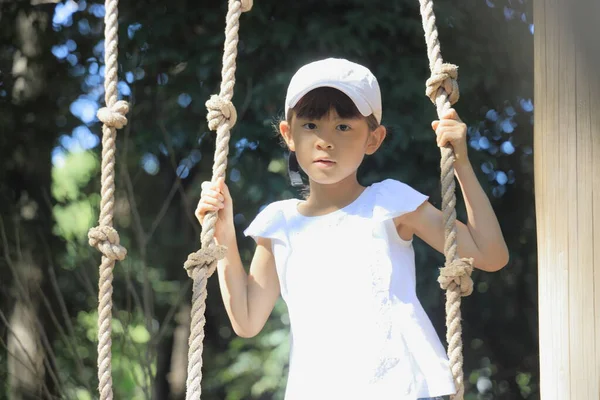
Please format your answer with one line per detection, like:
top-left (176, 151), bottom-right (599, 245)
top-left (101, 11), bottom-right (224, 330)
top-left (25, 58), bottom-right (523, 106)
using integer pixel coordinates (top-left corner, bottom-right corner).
top-left (286, 81), bottom-right (373, 120)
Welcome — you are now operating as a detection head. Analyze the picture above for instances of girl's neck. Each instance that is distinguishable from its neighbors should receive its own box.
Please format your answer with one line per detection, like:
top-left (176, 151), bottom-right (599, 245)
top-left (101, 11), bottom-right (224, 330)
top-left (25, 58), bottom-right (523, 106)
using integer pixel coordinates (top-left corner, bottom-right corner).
top-left (301, 174), bottom-right (365, 215)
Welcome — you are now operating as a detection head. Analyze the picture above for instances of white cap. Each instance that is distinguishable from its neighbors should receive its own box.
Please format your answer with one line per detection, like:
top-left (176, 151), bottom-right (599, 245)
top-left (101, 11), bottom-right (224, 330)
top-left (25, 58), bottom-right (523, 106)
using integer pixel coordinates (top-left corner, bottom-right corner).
top-left (285, 58), bottom-right (382, 123)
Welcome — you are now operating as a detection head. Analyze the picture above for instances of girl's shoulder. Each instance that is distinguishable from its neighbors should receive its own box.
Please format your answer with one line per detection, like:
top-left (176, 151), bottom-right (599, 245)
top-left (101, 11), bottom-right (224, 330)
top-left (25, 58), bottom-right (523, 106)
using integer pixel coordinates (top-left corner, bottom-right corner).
top-left (243, 199), bottom-right (297, 242)
top-left (370, 178), bottom-right (420, 193)
top-left (369, 179), bottom-right (430, 221)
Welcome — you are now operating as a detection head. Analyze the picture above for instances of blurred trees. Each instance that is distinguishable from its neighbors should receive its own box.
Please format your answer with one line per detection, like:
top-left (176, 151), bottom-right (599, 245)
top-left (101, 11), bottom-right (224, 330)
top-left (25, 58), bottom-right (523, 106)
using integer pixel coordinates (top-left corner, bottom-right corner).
top-left (0, 0), bottom-right (535, 399)
top-left (1, 1), bottom-right (69, 397)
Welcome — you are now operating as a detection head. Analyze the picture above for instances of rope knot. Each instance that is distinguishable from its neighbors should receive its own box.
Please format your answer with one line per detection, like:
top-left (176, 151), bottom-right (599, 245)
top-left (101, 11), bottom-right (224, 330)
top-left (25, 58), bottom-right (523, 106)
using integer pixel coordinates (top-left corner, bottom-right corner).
top-left (240, 0), bottom-right (253, 12)
top-left (438, 257), bottom-right (474, 296)
top-left (88, 225), bottom-right (127, 261)
top-left (184, 245), bottom-right (227, 278)
top-left (97, 100), bottom-right (130, 129)
top-left (426, 63), bottom-right (459, 105)
top-left (206, 95), bottom-right (237, 131)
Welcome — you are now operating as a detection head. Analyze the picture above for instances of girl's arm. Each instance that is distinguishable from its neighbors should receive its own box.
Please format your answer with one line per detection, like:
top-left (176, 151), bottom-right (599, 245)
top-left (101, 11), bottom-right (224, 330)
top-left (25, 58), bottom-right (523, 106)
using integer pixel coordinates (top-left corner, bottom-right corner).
top-left (215, 235), bottom-right (280, 338)
top-left (395, 109), bottom-right (509, 272)
top-left (196, 178), bottom-right (280, 338)
top-left (397, 163), bottom-right (509, 272)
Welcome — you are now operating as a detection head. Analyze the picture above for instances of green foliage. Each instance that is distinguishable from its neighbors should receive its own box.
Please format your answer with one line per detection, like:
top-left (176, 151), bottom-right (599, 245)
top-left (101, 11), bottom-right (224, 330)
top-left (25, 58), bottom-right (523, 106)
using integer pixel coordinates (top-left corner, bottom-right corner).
top-left (215, 301), bottom-right (290, 400)
top-left (73, 310), bottom-right (156, 399)
top-left (52, 151), bottom-right (99, 202)
top-left (52, 200), bottom-right (95, 240)
top-left (51, 151), bottom-right (99, 241)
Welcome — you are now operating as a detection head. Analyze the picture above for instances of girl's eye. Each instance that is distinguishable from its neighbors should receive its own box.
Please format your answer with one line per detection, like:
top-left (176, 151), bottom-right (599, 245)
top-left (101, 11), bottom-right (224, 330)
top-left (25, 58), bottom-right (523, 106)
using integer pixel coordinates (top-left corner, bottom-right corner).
top-left (302, 123), bottom-right (317, 130)
top-left (337, 124), bottom-right (351, 132)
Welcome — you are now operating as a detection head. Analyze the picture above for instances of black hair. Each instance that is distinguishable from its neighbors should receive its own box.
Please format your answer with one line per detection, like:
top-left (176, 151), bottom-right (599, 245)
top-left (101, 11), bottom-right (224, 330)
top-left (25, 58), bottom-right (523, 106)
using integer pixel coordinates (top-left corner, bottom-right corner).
top-left (287, 87), bottom-right (379, 131)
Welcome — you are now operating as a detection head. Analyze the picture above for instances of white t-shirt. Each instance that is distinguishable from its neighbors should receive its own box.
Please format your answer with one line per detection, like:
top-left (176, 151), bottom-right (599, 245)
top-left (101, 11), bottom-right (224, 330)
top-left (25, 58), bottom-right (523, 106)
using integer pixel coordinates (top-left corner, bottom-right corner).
top-left (244, 179), bottom-right (456, 400)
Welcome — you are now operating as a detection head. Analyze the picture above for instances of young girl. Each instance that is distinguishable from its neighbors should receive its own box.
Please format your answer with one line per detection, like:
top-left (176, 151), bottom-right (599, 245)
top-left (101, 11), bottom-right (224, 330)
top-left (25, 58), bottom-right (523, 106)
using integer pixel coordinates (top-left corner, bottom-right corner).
top-left (196, 58), bottom-right (508, 400)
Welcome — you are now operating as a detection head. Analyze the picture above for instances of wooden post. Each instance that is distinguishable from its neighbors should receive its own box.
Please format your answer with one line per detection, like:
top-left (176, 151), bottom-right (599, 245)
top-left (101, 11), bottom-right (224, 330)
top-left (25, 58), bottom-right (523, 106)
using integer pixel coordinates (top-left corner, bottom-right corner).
top-left (534, 0), bottom-right (600, 398)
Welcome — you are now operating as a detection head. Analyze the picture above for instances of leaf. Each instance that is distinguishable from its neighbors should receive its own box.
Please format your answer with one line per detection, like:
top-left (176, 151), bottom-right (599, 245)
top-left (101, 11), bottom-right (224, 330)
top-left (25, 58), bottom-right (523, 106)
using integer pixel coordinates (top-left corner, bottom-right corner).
top-left (128, 325), bottom-right (151, 344)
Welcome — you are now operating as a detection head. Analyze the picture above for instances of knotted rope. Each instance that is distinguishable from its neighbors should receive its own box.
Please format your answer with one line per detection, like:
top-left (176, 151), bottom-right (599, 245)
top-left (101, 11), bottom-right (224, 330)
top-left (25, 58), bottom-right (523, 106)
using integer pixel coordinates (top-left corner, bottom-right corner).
top-left (425, 63), bottom-right (459, 105)
top-left (418, 0), bottom-right (473, 398)
top-left (184, 245), bottom-right (227, 279)
top-left (97, 100), bottom-right (129, 130)
top-left (184, 1), bottom-right (251, 399)
top-left (89, 226), bottom-right (127, 261)
top-left (438, 258), bottom-right (474, 296)
top-left (88, 0), bottom-right (128, 398)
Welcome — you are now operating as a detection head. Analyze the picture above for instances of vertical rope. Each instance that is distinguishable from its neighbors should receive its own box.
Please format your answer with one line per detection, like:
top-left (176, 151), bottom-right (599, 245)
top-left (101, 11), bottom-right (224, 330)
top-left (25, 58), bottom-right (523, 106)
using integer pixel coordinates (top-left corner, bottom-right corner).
top-left (87, 0), bottom-right (129, 399)
top-left (417, 1), bottom-right (474, 399)
top-left (182, 1), bottom-right (252, 399)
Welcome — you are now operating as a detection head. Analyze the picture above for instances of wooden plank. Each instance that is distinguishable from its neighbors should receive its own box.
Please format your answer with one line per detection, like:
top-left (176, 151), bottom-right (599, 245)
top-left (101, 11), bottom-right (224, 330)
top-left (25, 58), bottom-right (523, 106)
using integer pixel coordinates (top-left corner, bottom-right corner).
top-left (593, 61), bottom-right (600, 400)
top-left (536, 0), bottom-right (600, 397)
top-left (562, 5), bottom-right (578, 396)
top-left (534, 0), bottom-right (571, 397)
top-left (579, 2), bottom-right (600, 392)
top-left (556, 0), bottom-right (575, 395)
top-left (581, 1), bottom-right (600, 394)
top-left (533, 0), bottom-right (552, 394)
top-left (571, 31), bottom-right (596, 399)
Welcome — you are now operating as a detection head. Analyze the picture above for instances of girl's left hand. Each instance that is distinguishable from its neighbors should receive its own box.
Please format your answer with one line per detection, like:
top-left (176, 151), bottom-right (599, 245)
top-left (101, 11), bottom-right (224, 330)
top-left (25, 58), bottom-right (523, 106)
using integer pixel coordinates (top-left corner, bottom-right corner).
top-left (431, 109), bottom-right (469, 166)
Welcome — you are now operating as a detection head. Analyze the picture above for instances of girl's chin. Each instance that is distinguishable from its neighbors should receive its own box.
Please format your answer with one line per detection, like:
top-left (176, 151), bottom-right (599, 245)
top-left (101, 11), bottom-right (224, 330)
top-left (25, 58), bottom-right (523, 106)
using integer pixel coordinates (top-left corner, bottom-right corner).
top-left (306, 172), bottom-right (357, 187)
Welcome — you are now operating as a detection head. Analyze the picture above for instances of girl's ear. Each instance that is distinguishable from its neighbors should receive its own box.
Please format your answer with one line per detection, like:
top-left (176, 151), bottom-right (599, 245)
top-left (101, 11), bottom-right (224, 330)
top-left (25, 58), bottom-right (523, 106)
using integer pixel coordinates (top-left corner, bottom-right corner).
top-left (365, 125), bottom-right (387, 155)
top-left (279, 120), bottom-right (295, 151)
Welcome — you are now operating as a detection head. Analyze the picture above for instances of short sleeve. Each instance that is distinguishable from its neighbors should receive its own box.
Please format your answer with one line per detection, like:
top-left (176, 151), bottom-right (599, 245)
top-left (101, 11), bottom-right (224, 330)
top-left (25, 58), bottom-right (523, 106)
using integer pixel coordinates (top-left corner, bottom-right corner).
top-left (371, 179), bottom-right (429, 221)
top-left (243, 200), bottom-right (289, 243)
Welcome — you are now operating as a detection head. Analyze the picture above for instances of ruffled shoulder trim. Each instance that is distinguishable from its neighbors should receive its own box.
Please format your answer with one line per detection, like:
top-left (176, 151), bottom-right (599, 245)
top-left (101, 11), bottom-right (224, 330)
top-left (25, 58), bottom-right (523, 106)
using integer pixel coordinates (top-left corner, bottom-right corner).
top-left (243, 200), bottom-right (294, 242)
top-left (371, 179), bottom-right (429, 221)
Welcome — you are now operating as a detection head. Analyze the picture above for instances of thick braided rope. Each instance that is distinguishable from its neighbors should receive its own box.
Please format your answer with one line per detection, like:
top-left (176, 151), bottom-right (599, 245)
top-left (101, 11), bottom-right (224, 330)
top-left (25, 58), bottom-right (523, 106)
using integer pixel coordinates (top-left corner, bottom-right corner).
top-left (183, 1), bottom-right (252, 399)
top-left (87, 0), bottom-right (128, 399)
top-left (418, 0), bottom-right (473, 399)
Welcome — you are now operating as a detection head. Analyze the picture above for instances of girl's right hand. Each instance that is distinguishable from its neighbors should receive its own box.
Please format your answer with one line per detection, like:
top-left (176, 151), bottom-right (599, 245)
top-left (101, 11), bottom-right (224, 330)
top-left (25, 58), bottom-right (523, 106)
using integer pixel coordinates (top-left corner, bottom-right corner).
top-left (195, 177), bottom-right (235, 244)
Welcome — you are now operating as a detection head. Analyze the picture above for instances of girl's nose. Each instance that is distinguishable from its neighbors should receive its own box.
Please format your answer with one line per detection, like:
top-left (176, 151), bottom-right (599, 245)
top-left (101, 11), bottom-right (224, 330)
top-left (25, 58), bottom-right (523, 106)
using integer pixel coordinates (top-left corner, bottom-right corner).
top-left (315, 136), bottom-right (334, 150)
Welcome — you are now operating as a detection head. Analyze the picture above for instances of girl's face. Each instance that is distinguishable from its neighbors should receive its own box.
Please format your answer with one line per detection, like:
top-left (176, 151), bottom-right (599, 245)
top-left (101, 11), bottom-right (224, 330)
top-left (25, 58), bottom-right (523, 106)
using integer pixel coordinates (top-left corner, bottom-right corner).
top-left (280, 109), bottom-right (386, 185)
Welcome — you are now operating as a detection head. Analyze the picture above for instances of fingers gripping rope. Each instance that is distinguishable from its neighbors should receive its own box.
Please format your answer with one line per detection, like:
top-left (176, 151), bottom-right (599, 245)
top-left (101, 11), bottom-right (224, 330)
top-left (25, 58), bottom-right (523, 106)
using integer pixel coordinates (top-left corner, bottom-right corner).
top-left (240, 0), bottom-right (253, 12)
top-left (184, 1), bottom-right (252, 399)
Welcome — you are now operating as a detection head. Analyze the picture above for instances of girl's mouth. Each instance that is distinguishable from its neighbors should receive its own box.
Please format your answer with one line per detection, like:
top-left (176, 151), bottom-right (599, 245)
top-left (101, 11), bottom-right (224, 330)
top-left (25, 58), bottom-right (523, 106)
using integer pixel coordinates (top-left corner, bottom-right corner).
top-left (314, 159), bottom-right (336, 168)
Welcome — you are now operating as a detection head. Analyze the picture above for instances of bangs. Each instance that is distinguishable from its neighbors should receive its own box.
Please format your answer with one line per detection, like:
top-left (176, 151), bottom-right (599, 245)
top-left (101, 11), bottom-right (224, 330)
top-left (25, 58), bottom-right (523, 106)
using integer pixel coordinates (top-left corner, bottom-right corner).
top-left (290, 87), bottom-right (363, 121)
